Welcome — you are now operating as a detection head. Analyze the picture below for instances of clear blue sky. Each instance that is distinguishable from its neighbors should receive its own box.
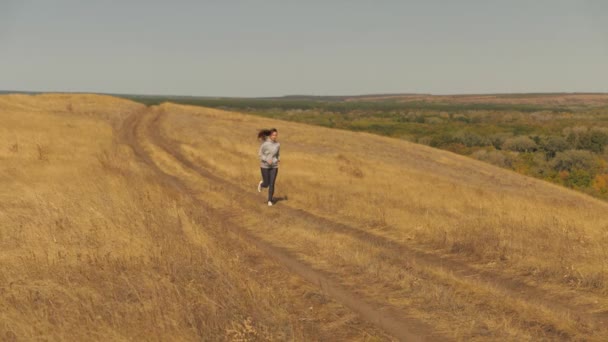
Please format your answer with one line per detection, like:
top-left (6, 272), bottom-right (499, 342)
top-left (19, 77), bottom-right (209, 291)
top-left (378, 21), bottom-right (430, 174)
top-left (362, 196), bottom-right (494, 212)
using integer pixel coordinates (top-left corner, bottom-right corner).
top-left (1, 0), bottom-right (607, 97)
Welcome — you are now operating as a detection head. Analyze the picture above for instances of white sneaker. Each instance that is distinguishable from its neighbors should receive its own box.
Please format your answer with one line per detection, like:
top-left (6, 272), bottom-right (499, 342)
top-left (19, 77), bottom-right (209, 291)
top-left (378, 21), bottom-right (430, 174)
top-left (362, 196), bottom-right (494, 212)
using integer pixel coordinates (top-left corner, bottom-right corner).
top-left (257, 181), bottom-right (263, 192)
top-left (268, 201), bottom-right (273, 206)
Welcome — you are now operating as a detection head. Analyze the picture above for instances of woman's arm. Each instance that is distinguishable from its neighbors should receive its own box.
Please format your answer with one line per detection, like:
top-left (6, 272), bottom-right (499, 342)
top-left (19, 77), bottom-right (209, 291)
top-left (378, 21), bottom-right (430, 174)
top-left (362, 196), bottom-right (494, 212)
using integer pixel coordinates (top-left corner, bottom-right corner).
top-left (258, 144), bottom-right (264, 162)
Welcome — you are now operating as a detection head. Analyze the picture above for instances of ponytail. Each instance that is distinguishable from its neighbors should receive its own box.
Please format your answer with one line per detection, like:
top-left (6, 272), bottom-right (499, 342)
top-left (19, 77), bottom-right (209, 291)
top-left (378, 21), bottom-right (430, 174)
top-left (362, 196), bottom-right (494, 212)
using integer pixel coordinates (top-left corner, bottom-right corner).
top-left (257, 128), bottom-right (278, 141)
top-left (257, 129), bottom-right (271, 141)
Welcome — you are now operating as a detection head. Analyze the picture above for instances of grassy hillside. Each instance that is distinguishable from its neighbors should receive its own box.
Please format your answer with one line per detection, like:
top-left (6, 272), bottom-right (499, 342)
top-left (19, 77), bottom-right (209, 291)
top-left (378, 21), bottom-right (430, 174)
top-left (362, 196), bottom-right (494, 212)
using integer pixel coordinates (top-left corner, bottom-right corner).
top-left (0, 94), bottom-right (389, 341)
top-left (2, 94), bottom-right (608, 340)
top-left (119, 93), bottom-right (608, 200)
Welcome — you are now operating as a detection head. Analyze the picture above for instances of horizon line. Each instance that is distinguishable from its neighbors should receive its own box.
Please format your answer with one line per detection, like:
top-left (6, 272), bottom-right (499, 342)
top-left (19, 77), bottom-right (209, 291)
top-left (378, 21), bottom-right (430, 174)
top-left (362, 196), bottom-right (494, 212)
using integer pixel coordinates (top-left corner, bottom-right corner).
top-left (2, 89), bottom-right (608, 99)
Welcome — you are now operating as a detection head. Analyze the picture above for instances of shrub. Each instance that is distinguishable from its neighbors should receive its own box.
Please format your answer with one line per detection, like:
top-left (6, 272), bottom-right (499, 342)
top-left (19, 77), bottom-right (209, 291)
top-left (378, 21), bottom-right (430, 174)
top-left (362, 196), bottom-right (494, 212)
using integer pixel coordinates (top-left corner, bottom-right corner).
top-left (502, 136), bottom-right (538, 153)
top-left (592, 174), bottom-right (608, 194)
top-left (551, 150), bottom-right (597, 172)
top-left (540, 136), bottom-right (570, 160)
top-left (453, 131), bottom-right (488, 147)
top-left (425, 117), bottom-right (444, 124)
top-left (430, 133), bottom-right (456, 148)
top-left (567, 169), bottom-right (593, 188)
top-left (564, 126), bottom-right (608, 153)
top-left (579, 130), bottom-right (608, 153)
top-left (512, 152), bottom-right (537, 174)
top-left (489, 133), bottom-right (512, 150)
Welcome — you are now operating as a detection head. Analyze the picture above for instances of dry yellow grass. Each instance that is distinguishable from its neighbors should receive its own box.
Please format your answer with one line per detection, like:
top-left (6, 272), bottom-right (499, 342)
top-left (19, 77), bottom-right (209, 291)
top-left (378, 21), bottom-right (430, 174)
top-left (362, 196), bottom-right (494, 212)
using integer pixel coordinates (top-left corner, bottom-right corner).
top-left (3, 94), bottom-right (608, 341)
top-left (0, 94), bottom-right (389, 341)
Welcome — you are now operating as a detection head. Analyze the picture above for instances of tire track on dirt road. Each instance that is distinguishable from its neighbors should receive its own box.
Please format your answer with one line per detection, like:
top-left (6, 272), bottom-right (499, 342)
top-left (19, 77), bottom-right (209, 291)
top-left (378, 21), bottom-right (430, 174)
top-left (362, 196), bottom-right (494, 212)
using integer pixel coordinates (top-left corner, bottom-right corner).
top-left (121, 107), bottom-right (448, 342)
top-left (147, 107), bottom-right (608, 336)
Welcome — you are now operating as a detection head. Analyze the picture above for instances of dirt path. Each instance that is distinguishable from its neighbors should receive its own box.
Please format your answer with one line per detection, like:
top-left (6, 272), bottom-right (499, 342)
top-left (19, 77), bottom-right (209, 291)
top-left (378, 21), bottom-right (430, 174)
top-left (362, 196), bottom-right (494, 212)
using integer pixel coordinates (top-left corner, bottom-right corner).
top-left (120, 107), bottom-right (447, 341)
top-left (147, 108), bottom-right (608, 331)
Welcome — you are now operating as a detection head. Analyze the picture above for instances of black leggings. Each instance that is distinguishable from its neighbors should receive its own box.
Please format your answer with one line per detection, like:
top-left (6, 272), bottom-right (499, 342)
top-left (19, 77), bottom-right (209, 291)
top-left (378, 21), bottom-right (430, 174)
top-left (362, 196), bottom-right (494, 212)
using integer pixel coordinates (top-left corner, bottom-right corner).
top-left (260, 167), bottom-right (278, 202)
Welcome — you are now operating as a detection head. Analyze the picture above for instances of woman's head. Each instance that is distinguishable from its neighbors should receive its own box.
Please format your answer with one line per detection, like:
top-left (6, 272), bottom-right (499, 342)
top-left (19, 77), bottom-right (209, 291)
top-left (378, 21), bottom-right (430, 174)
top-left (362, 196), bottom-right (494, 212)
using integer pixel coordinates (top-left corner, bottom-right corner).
top-left (258, 128), bottom-right (278, 142)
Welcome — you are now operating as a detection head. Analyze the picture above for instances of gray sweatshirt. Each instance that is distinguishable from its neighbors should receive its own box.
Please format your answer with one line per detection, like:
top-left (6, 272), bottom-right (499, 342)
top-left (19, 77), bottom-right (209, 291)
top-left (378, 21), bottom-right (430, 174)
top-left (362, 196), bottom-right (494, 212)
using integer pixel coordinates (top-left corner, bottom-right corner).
top-left (258, 139), bottom-right (280, 168)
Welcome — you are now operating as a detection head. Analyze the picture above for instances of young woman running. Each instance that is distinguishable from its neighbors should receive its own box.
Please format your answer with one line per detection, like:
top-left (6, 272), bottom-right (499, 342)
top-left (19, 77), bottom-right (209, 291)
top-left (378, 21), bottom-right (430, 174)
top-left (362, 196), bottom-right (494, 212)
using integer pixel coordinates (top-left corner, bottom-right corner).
top-left (257, 128), bottom-right (280, 206)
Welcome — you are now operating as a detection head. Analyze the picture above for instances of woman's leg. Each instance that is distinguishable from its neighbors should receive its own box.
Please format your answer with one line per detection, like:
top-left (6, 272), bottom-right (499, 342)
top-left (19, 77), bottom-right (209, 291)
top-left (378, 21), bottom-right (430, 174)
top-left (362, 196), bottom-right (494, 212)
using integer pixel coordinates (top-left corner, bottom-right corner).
top-left (260, 168), bottom-right (270, 188)
top-left (268, 168), bottom-right (278, 202)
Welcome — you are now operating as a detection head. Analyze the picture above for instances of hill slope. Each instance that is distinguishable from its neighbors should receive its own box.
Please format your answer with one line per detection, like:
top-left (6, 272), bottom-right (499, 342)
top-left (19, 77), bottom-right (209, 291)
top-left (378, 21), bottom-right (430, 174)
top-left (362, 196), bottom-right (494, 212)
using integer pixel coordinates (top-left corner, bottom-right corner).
top-left (2, 94), bottom-right (608, 341)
